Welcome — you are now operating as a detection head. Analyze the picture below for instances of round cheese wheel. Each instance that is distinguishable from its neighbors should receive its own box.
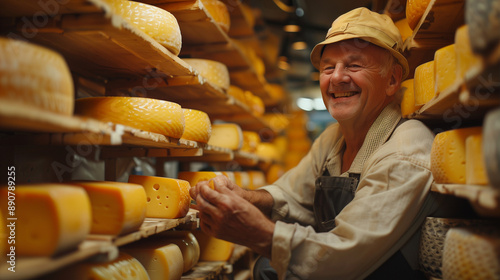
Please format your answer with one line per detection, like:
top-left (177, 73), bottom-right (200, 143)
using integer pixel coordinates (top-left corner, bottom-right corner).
top-left (182, 108), bottom-right (212, 143)
top-left (0, 38), bottom-right (74, 116)
top-left (200, 0), bottom-right (231, 33)
top-left (406, 0), bottom-right (431, 30)
top-left (104, 0), bottom-right (182, 55)
top-left (183, 58), bottom-right (230, 91)
top-left (157, 231), bottom-right (200, 273)
top-left (75, 97), bottom-right (185, 138)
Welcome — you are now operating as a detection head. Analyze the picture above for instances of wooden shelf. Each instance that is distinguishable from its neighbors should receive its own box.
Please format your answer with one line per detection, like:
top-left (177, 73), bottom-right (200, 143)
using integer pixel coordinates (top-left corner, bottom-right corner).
top-left (431, 184), bottom-right (500, 217)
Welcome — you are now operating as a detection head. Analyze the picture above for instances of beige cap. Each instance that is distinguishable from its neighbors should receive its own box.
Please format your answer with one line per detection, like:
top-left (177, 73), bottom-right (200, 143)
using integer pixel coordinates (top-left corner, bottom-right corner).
top-left (310, 7), bottom-right (409, 79)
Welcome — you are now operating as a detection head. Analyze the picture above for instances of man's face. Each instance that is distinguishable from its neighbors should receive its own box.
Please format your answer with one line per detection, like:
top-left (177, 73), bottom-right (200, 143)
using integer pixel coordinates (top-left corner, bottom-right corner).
top-left (318, 40), bottom-right (395, 124)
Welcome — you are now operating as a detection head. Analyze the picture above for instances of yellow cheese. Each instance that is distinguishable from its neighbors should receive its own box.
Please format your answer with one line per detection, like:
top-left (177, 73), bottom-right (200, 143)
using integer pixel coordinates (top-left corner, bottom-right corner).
top-left (208, 123), bottom-right (244, 150)
top-left (192, 230), bottom-right (234, 261)
top-left (177, 171), bottom-right (225, 189)
top-left (244, 91), bottom-right (265, 116)
top-left (200, 0), bottom-right (230, 33)
top-left (182, 109), bottom-right (212, 143)
top-left (128, 175), bottom-right (191, 219)
top-left (430, 126), bottom-right (482, 184)
top-left (273, 136), bottom-right (288, 158)
top-left (455, 25), bottom-right (483, 81)
top-left (103, 0), bottom-right (182, 55)
top-left (247, 170), bottom-right (266, 190)
top-left (414, 60), bottom-right (436, 106)
top-left (68, 181), bottom-right (147, 236)
top-left (434, 44), bottom-right (457, 95)
top-left (43, 252), bottom-right (149, 280)
top-left (241, 131), bottom-right (261, 153)
top-left (0, 38), bottom-right (74, 115)
top-left (288, 138), bottom-right (312, 153)
top-left (222, 171), bottom-right (236, 183)
top-left (122, 243), bottom-right (183, 280)
top-left (285, 151), bottom-right (307, 171)
top-left (406, 0), bottom-right (431, 30)
top-left (183, 58), bottom-right (230, 91)
top-left (466, 134), bottom-right (489, 185)
top-left (256, 142), bottom-right (281, 162)
top-left (394, 18), bottom-right (413, 42)
top-left (234, 171), bottom-right (250, 189)
top-left (75, 97), bottom-right (185, 138)
top-left (228, 85), bottom-right (246, 104)
top-left (265, 83), bottom-right (286, 106)
top-left (0, 184), bottom-right (91, 256)
top-left (400, 79), bottom-right (422, 117)
top-left (442, 228), bottom-right (500, 280)
top-left (266, 164), bottom-right (286, 184)
top-left (156, 231), bottom-right (200, 273)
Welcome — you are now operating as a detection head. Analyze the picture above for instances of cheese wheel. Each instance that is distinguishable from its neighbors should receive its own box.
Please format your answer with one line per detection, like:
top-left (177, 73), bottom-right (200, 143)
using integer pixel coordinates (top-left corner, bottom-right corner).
top-left (183, 58), bottom-right (230, 91)
top-left (156, 231), bottom-right (200, 273)
top-left (466, 134), bottom-right (489, 185)
top-left (266, 164), bottom-right (286, 184)
top-left (414, 60), bottom-right (436, 106)
top-left (455, 25), bottom-right (483, 81)
top-left (0, 184), bottom-right (91, 256)
top-left (406, 0), bottom-right (431, 30)
top-left (128, 175), bottom-right (190, 219)
top-left (103, 0), bottom-right (182, 55)
top-left (256, 142), bottom-right (281, 162)
top-left (177, 171), bottom-right (225, 189)
top-left (43, 252), bottom-right (149, 280)
top-left (394, 18), bottom-right (413, 42)
top-left (200, 0), bottom-right (231, 33)
top-left (400, 79), bottom-right (422, 117)
top-left (442, 228), bottom-right (500, 280)
top-left (265, 83), bottom-right (286, 105)
top-left (247, 170), bottom-right (266, 190)
top-left (0, 38), bottom-right (74, 116)
top-left (435, 44), bottom-right (457, 95)
top-left (431, 126), bottom-right (482, 184)
top-left (245, 91), bottom-right (265, 116)
top-left (192, 230), bottom-right (234, 261)
top-left (75, 97), bottom-right (185, 138)
top-left (208, 123), bottom-right (244, 150)
top-left (222, 171), bottom-right (236, 183)
top-left (228, 85), bottom-right (246, 104)
top-left (241, 131), bottom-right (261, 153)
top-left (182, 109), bottom-right (212, 143)
top-left (234, 171), bottom-right (250, 189)
top-left (122, 243), bottom-right (184, 280)
top-left (68, 181), bottom-right (147, 236)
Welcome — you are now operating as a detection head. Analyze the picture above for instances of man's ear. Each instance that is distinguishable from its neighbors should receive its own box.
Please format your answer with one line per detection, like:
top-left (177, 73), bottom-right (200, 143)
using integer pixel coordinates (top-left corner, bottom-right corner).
top-left (386, 63), bottom-right (403, 96)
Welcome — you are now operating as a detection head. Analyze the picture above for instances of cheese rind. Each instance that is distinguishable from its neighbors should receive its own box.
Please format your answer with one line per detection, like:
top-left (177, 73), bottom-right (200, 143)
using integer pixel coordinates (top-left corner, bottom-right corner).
top-left (414, 60), bottom-right (436, 106)
top-left (192, 230), bottom-right (234, 261)
top-left (434, 44), bottom-right (457, 95)
top-left (466, 134), bottom-right (489, 185)
top-left (0, 38), bottom-right (74, 116)
top-left (455, 25), bottom-right (483, 81)
top-left (406, 0), bottom-right (431, 30)
top-left (395, 18), bottom-right (413, 42)
top-left (183, 58), bottom-right (230, 91)
top-left (241, 131), bottom-right (261, 153)
top-left (400, 79), bottom-right (422, 117)
top-left (0, 184), bottom-right (91, 256)
top-left (208, 123), bottom-right (244, 150)
top-left (122, 243), bottom-right (184, 280)
top-left (128, 175), bottom-right (191, 219)
top-left (200, 0), bottom-right (231, 33)
top-left (182, 109), bottom-right (212, 143)
top-left (234, 171), bottom-right (250, 189)
top-left (156, 231), bottom-right (200, 273)
top-left (68, 181), bottom-right (147, 236)
top-left (75, 97), bottom-right (185, 138)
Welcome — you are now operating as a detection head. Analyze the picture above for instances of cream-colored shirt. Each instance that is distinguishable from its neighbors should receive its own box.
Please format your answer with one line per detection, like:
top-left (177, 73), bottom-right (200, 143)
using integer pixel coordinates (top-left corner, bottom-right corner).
top-left (260, 102), bottom-right (438, 279)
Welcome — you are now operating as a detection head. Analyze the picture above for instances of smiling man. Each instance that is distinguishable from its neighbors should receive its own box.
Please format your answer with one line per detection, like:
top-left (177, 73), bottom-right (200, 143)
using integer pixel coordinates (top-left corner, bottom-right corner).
top-left (190, 7), bottom-right (438, 279)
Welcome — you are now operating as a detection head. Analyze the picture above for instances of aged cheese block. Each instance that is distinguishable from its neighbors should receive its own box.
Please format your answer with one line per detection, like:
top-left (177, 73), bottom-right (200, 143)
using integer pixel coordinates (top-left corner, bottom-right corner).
top-left (200, 0), bottom-right (230, 33)
top-left (43, 252), bottom-right (149, 280)
top-left (400, 79), bottom-right (422, 117)
top-left (181, 109), bottom-right (212, 143)
top-left (192, 230), bottom-right (234, 261)
top-left (442, 227), bottom-right (500, 280)
top-left (0, 38), bottom-right (74, 115)
top-left (103, 0), bottom-right (182, 55)
top-left (466, 134), bottom-right (489, 185)
top-left (455, 25), bottom-right (483, 81)
top-left (431, 126), bottom-right (482, 184)
top-left (256, 142), bottom-right (281, 162)
top-left (406, 0), bottom-right (431, 30)
top-left (122, 243), bottom-right (183, 280)
top-left (0, 184), bottom-right (91, 256)
top-left (183, 58), bottom-right (230, 91)
top-left (208, 123), bottom-right (244, 150)
top-left (156, 231), bottom-right (200, 273)
top-left (414, 60), bottom-right (436, 106)
top-left (75, 97), bottom-right (185, 138)
top-left (128, 175), bottom-right (190, 219)
top-left (435, 44), bottom-right (457, 95)
top-left (234, 171), bottom-right (250, 189)
top-left (395, 18), bottom-right (413, 42)
top-left (247, 170), bottom-right (266, 190)
top-left (68, 181), bottom-right (147, 236)
top-left (241, 131), bottom-right (261, 153)
top-left (177, 171), bottom-right (224, 189)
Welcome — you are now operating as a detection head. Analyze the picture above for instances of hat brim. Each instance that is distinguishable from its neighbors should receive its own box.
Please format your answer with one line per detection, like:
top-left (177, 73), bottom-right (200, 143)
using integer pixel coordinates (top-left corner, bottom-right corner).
top-left (310, 34), bottom-right (409, 80)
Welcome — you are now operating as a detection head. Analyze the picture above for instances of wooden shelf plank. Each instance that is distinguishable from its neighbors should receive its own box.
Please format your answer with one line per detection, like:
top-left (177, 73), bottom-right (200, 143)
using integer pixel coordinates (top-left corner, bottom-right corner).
top-left (431, 184), bottom-right (500, 217)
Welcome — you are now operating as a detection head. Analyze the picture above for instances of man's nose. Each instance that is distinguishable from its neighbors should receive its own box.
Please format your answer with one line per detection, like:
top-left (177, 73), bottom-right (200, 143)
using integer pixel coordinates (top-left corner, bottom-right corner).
top-left (329, 65), bottom-right (351, 85)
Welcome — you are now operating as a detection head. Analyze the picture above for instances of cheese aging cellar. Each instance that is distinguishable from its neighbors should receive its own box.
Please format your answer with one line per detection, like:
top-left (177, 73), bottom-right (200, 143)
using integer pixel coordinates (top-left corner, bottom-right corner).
top-left (0, 0), bottom-right (499, 279)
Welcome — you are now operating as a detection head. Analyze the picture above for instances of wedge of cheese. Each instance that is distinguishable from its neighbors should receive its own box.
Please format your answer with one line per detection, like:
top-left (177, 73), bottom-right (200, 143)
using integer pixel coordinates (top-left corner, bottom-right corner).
top-left (0, 38), bottom-right (74, 115)
top-left (400, 79), bottom-right (422, 117)
top-left (122, 243), bottom-right (183, 280)
top-left (68, 181), bottom-right (147, 236)
top-left (183, 58), bottom-right (230, 91)
top-left (435, 44), bottom-right (457, 95)
top-left (75, 97), bottom-right (185, 138)
top-left (155, 231), bottom-right (200, 273)
top-left (208, 123), bottom-right (244, 150)
top-left (430, 126), bottom-right (482, 184)
top-left (192, 230), bottom-right (234, 261)
top-left (414, 60), bottom-right (436, 106)
top-left (0, 184), bottom-right (91, 256)
top-left (128, 175), bottom-right (190, 219)
top-left (466, 134), bottom-right (489, 185)
top-left (182, 108), bottom-right (212, 143)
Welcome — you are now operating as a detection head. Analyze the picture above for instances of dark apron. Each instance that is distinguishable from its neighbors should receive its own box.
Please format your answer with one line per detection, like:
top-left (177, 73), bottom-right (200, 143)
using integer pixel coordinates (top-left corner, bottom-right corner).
top-left (313, 168), bottom-right (425, 279)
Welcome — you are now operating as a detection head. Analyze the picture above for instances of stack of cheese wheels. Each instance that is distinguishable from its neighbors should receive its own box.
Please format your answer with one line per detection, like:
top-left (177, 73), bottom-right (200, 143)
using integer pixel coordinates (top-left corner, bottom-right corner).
top-left (177, 171), bottom-right (225, 189)
top-left (41, 252), bottom-right (149, 280)
top-left (430, 126), bottom-right (483, 184)
top-left (208, 123), bottom-right (244, 150)
top-left (192, 230), bottom-right (234, 262)
top-left (200, 0), bottom-right (230, 33)
top-left (154, 231), bottom-right (201, 273)
top-left (183, 58), bottom-right (230, 91)
top-left (406, 0), bottom-right (431, 30)
top-left (75, 97), bottom-right (185, 138)
top-left (0, 184), bottom-right (91, 256)
top-left (0, 38), bottom-right (74, 116)
top-left (68, 181), bottom-right (147, 236)
top-left (228, 85), bottom-right (246, 105)
top-left (102, 0), bottom-right (182, 55)
top-left (400, 79), bottom-right (422, 117)
top-left (181, 108), bottom-right (212, 143)
top-left (128, 175), bottom-right (191, 219)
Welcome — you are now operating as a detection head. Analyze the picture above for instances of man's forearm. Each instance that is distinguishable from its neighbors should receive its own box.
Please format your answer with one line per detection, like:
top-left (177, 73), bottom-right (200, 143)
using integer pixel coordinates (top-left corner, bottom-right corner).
top-left (243, 189), bottom-right (274, 218)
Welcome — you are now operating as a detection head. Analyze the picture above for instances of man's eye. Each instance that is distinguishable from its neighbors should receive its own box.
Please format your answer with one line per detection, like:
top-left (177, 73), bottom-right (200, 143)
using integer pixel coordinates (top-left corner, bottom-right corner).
top-left (348, 64), bottom-right (361, 68)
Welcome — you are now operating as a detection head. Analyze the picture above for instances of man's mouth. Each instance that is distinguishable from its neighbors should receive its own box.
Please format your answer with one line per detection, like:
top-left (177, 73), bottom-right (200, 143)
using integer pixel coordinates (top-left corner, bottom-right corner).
top-left (331, 91), bottom-right (359, 98)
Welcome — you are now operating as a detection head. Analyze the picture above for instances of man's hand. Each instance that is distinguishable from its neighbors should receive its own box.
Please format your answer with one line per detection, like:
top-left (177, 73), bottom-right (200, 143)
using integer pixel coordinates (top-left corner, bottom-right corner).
top-left (190, 176), bottom-right (275, 258)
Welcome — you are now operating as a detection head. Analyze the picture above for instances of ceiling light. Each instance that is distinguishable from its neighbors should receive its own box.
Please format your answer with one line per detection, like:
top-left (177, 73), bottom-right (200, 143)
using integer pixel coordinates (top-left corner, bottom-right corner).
top-left (284, 24), bottom-right (300, 32)
top-left (291, 41), bottom-right (307, 50)
top-left (297, 98), bottom-right (313, 111)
